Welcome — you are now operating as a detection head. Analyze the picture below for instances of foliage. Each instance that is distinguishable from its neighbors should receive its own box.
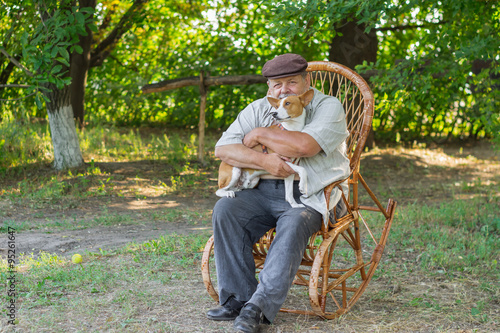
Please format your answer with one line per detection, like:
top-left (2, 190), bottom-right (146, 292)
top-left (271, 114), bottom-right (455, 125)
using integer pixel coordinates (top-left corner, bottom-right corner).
top-left (1, 0), bottom-right (499, 144)
top-left (0, 0), bottom-right (95, 106)
top-left (267, 0), bottom-right (500, 144)
top-left (85, 0), bottom-right (292, 128)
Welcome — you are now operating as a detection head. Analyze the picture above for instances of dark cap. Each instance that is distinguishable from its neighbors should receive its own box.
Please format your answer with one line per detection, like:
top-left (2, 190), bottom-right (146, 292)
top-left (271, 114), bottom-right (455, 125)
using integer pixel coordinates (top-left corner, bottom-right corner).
top-left (262, 53), bottom-right (308, 80)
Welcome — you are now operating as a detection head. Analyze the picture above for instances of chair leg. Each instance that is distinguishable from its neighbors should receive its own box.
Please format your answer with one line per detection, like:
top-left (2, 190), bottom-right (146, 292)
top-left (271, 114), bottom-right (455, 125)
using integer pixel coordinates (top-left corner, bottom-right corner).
top-left (309, 221), bottom-right (352, 319)
top-left (201, 235), bottom-right (219, 303)
top-left (308, 201), bottom-right (395, 320)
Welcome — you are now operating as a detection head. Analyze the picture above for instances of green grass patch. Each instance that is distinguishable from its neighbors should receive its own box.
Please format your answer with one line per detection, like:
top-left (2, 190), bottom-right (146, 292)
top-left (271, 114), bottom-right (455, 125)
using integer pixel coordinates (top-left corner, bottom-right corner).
top-left (0, 232), bottom-right (211, 330)
top-left (0, 120), bottom-right (219, 170)
top-left (1, 202), bottom-right (498, 331)
top-left (0, 122), bottom-right (220, 210)
top-left (385, 197), bottom-right (500, 277)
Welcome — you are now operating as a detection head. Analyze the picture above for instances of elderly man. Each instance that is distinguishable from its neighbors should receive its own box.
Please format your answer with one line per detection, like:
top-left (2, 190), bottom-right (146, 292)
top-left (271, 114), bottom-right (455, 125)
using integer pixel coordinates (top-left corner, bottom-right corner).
top-left (207, 53), bottom-right (350, 333)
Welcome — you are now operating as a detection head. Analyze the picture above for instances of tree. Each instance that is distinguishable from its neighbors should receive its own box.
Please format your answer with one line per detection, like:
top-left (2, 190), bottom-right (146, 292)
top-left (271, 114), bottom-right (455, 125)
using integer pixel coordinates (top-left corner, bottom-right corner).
top-left (0, 0), bottom-right (150, 169)
top-left (265, 0), bottom-right (500, 144)
top-left (2, 0), bottom-right (498, 147)
top-left (73, 0), bottom-right (150, 126)
top-left (2, 0), bottom-right (95, 169)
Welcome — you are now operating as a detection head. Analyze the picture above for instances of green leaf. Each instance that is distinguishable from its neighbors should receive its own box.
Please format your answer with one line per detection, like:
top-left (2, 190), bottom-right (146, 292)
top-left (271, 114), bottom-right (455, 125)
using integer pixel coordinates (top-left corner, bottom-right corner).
top-left (58, 47), bottom-right (70, 61)
top-left (35, 94), bottom-right (43, 109)
top-left (33, 59), bottom-right (42, 71)
top-left (75, 12), bottom-right (85, 26)
top-left (51, 47), bottom-right (59, 58)
top-left (56, 57), bottom-right (70, 67)
top-left (72, 45), bottom-right (83, 54)
top-left (88, 23), bottom-right (98, 33)
top-left (51, 65), bottom-right (63, 75)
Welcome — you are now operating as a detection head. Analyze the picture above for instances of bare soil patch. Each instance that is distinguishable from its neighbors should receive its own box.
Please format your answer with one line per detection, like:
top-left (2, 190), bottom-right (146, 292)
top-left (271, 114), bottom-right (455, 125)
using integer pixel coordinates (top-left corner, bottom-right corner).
top-left (1, 192), bottom-right (217, 259)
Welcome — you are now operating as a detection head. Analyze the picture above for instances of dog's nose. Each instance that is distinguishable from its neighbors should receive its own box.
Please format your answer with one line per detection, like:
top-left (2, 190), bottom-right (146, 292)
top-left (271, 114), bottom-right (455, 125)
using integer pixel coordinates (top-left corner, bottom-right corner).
top-left (270, 112), bottom-right (278, 118)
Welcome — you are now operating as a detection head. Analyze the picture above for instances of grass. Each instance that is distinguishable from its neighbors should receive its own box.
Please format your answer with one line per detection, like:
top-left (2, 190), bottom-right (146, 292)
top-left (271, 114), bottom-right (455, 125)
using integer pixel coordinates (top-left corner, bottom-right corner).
top-left (0, 117), bottom-right (210, 168)
top-left (1, 201), bottom-right (498, 332)
top-left (0, 121), bottom-right (219, 216)
top-left (0, 233), bottom-right (212, 331)
top-left (388, 197), bottom-right (499, 276)
top-left (0, 121), bottom-right (499, 331)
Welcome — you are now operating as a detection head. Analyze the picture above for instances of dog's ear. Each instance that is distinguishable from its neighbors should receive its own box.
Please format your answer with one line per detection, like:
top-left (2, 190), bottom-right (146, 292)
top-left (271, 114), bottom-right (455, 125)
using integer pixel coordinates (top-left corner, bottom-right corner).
top-left (267, 96), bottom-right (280, 109)
top-left (299, 89), bottom-right (314, 107)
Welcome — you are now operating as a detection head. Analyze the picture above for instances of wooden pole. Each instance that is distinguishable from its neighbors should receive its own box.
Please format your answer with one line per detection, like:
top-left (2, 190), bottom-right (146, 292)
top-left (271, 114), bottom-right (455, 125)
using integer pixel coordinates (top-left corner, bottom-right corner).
top-left (141, 74), bottom-right (267, 94)
top-left (198, 71), bottom-right (207, 164)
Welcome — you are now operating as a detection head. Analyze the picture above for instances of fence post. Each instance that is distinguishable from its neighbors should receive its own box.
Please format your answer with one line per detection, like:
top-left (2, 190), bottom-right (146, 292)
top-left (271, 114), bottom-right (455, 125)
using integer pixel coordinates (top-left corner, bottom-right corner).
top-left (198, 71), bottom-right (207, 163)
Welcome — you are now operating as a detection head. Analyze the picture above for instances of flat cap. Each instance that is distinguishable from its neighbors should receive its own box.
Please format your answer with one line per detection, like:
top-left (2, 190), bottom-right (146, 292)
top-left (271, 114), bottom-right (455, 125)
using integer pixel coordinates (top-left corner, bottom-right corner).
top-left (262, 53), bottom-right (308, 79)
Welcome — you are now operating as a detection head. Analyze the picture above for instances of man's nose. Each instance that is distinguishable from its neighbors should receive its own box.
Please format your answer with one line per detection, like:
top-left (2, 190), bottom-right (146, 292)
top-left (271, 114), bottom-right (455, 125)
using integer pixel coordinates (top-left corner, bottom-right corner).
top-left (281, 82), bottom-right (291, 93)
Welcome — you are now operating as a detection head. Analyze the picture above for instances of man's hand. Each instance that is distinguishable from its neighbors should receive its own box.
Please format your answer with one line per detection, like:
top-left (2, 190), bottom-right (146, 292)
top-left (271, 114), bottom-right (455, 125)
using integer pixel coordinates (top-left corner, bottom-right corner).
top-left (242, 128), bottom-right (263, 149)
top-left (260, 153), bottom-right (295, 178)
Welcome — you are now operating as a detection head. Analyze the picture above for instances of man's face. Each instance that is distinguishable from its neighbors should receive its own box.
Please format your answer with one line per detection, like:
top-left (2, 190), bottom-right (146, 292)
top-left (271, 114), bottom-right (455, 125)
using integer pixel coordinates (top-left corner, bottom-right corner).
top-left (267, 73), bottom-right (310, 99)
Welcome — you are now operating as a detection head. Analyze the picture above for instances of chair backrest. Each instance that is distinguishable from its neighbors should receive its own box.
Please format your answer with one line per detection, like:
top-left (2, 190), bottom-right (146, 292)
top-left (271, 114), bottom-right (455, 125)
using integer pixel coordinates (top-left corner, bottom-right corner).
top-left (307, 61), bottom-right (374, 171)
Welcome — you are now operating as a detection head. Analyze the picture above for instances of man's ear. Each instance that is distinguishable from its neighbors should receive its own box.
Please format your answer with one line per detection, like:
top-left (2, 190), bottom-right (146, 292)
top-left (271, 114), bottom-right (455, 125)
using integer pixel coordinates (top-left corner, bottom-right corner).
top-left (299, 89), bottom-right (314, 107)
top-left (267, 96), bottom-right (280, 109)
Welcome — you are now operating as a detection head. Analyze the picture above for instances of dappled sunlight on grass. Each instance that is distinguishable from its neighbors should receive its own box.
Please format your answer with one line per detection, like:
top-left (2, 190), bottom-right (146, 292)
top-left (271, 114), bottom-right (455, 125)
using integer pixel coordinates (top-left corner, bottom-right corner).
top-left (0, 251), bottom-right (66, 273)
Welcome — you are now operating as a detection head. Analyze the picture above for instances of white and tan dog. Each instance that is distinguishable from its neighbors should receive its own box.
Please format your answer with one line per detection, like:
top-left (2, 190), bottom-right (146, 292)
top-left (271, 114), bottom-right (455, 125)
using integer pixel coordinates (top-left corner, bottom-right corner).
top-left (216, 89), bottom-right (314, 208)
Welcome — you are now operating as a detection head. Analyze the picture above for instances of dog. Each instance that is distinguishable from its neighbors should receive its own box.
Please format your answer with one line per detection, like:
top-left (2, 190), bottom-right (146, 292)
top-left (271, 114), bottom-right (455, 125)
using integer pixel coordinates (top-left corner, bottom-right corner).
top-left (216, 89), bottom-right (314, 208)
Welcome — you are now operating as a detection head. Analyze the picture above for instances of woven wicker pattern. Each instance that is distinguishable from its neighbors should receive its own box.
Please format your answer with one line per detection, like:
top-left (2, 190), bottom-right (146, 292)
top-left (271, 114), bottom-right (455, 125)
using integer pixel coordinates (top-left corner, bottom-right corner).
top-left (307, 61), bottom-right (373, 171)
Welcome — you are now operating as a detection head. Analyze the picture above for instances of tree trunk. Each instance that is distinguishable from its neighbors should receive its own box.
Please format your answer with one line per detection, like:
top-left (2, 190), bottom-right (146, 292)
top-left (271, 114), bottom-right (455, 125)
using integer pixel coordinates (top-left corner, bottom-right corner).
top-left (329, 20), bottom-right (378, 69)
top-left (70, 0), bottom-right (97, 127)
top-left (45, 84), bottom-right (84, 170)
top-left (329, 20), bottom-right (378, 148)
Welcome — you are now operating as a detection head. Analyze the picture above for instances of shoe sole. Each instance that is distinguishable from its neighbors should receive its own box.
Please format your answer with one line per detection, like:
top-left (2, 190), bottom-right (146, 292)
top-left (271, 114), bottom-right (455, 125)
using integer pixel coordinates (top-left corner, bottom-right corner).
top-left (206, 314), bottom-right (238, 321)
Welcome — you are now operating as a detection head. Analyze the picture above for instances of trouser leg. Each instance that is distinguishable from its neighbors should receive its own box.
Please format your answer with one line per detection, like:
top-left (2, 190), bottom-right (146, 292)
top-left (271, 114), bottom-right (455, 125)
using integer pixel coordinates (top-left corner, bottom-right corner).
top-left (212, 188), bottom-right (275, 305)
top-left (212, 180), bottom-right (322, 321)
top-left (248, 204), bottom-right (322, 322)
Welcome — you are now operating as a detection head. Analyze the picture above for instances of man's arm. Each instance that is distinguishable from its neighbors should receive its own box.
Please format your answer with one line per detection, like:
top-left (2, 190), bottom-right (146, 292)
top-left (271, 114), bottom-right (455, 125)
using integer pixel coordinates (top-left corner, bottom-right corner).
top-left (215, 144), bottom-right (296, 178)
top-left (242, 127), bottom-right (322, 158)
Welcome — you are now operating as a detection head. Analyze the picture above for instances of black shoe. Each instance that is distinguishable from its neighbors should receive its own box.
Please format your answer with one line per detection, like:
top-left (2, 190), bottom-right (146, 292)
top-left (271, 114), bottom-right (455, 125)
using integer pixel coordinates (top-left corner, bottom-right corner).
top-left (233, 303), bottom-right (266, 333)
top-left (207, 297), bottom-right (244, 321)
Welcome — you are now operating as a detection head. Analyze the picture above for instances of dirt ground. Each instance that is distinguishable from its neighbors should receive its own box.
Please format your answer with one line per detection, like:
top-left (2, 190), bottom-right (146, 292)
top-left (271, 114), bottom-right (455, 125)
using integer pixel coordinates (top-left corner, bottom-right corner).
top-left (0, 195), bottom-right (217, 258)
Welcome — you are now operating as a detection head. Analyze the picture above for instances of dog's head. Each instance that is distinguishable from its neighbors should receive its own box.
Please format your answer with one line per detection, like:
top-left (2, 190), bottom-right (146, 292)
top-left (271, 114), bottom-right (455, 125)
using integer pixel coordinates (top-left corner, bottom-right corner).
top-left (267, 89), bottom-right (314, 122)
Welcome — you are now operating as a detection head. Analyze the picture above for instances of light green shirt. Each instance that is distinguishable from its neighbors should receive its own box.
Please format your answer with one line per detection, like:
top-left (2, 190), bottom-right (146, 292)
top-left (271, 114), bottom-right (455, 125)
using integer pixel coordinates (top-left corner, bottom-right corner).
top-left (216, 87), bottom-right (350, 223)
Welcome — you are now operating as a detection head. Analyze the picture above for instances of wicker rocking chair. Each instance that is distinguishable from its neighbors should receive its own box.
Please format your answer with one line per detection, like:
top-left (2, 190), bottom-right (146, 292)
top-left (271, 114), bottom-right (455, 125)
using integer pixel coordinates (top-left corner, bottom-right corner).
top-left (201, 61), bottom-right (397, 319)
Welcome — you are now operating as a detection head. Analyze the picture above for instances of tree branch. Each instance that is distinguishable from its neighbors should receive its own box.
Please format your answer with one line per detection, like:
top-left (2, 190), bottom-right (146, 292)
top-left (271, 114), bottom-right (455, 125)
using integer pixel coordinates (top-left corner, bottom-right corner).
top-left (141, 75), bottom-right (267, 94)
top-left (90, 0), bottom-right (149, 67)
top-left (0, 48), bottom-right (34, 77)
top-left (375, 21), bottom-right (447, 32)
top-left (0, 92), bottom-right (36, 101)
top-left (0, 84), bottom-right (32, 89)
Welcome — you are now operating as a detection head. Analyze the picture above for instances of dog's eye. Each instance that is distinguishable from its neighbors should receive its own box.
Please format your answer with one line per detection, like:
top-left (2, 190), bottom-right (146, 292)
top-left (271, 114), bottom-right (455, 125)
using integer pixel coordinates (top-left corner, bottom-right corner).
top-left (285, 102), bottom-right (290, 106)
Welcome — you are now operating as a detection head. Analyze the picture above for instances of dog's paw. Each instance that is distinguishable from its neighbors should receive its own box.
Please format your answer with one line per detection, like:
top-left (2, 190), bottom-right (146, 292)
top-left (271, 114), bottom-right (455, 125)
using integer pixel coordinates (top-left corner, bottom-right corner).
top-left (225, 191), bottom-right (235, 198)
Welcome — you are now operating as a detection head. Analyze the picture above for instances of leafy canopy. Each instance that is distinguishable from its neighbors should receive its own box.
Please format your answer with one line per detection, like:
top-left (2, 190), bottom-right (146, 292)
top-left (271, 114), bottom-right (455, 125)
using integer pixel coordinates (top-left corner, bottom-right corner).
top-left (266, 0), bottom-right (500, 143)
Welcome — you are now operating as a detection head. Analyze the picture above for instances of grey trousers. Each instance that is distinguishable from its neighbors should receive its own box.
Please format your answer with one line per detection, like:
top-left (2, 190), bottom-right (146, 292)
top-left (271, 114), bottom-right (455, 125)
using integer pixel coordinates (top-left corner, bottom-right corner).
top-left (212, 179), bottom-right (323, 322)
